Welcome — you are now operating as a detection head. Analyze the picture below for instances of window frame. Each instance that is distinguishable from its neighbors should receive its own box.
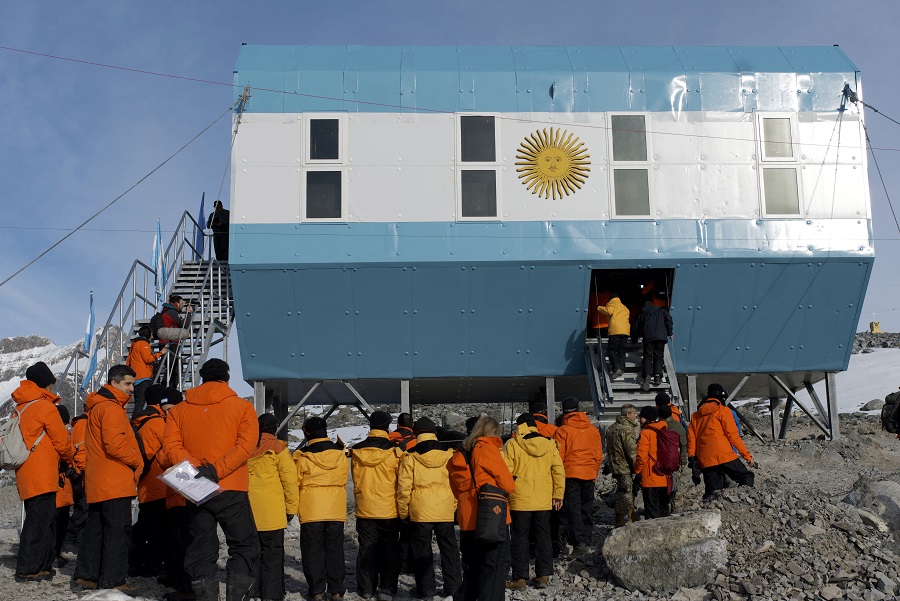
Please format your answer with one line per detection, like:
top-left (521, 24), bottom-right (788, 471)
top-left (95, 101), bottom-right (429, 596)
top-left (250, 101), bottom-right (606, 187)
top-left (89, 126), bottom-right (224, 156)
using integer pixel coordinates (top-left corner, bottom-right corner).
top-left (757, 113), bottom-right (799, 163)
top-left (302, 168), bottom-right (348, 222)
top-left (760, 165), bottom-right (803, 217)
top-left (757, 113), bottom-right (802, 217)
top-left (607, 112), bottom-right (654, 219)
top-left (304, 114), bottom-right (347, 165)
top-left (455, 114), bottom-right (501, 221)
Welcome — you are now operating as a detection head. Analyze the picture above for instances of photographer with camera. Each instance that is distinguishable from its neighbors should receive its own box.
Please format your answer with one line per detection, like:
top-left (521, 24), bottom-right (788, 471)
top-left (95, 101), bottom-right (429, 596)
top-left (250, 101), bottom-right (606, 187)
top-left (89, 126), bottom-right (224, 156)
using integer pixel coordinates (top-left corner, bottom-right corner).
top-left (157, 295), bottom-right (194, 388)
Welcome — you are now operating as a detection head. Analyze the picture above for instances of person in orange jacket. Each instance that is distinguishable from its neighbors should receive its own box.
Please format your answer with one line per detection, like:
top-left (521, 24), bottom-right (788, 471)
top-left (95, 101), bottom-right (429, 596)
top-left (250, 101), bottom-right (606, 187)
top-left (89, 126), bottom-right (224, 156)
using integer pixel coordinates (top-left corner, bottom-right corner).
top-left (162, 359), bottom-right (260, 601)
top-left (687, 383), bottom-right (757, 501)
top-left (62, 411), bottom-right (88, 552)
top-left (53, 404), bottom-right (77, 569)
top-left (72, 365), bottom-right (142, 593)
top-left (125, 326), bottom-right (167, 418)
top-left (12, 361), bottom-right (75, 582)
top-left (389, 413), bottom-right (417, 451)
top-left (553, 397), bottom-right (602, 560)
top-left (633, 406), bottom-right (672, 519)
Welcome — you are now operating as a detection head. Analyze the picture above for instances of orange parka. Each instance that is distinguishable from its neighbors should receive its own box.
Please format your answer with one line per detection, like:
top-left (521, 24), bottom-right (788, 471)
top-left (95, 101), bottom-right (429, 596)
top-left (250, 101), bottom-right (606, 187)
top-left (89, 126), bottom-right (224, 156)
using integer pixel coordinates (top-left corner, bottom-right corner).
top-left (554, 412), bottom-right (603, 481)
top-left (125, 338), bottom-right (164, 381)
top-left (11, 380), bottom-right (75, 501)
top-left (389, 427), bottom-right (417, 451)
top-left (162, 381), bottom-right (259, 492)
top-left (447, 450), bottom-right (477, 531)
top-left (634, 420), bottom-right (669, 489)
top-left (687, 399), bottom-right (753, 469)
top-left (133, 406), bottom-right (167, 503)
top-left (71, 415), bottom-right (87, 472)
top-left (471, 437), bottom-right (516, 525)
top-left (84, 385), bottom-right (143, 504)
top-left (533, 413), bottom-right (558, 438)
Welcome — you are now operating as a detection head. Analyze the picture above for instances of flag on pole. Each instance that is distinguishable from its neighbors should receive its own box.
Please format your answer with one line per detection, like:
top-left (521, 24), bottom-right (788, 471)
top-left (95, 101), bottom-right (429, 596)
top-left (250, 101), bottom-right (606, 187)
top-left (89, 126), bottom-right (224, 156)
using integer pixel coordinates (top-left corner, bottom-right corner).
top-left (153, 219), bottom-right (167, 306)
top-left (80, 293), bottom-right (97, 392)
top-left (195, 192), bottom-right (206, 258)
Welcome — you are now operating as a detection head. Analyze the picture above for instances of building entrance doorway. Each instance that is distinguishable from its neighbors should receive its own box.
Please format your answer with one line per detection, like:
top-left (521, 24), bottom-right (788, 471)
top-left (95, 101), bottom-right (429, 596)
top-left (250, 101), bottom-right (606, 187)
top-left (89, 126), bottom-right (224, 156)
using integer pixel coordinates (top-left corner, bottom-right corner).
top-left (586, 268), bottom-right (675, 339)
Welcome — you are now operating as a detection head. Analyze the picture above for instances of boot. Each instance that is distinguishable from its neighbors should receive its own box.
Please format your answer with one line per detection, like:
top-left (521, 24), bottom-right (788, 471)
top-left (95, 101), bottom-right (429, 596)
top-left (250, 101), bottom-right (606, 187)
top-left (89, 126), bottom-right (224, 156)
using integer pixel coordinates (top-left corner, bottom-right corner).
top-left (614, 513), bottom-right (627, 528)
top-left (191, 578), bottom-right (220, 601)
top-left (225, 573), bottom-right (256, 601)
top-left (505, 579), bottom-right (527, 591)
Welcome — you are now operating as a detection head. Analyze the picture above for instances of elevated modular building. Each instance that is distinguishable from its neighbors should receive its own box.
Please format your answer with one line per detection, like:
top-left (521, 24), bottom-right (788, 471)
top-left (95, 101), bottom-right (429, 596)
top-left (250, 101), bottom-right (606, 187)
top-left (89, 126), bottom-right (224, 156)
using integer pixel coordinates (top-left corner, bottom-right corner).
top-left (229, 45), bottom-right (872, 436)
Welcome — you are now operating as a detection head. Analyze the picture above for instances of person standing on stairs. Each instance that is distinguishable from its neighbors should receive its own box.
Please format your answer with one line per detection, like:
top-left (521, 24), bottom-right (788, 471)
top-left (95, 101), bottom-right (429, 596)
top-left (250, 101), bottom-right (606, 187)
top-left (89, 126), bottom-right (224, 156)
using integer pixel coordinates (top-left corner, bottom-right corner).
top-left (125, 326), bottom-right (167, 419)
top-left (207, 199), bottom-right (230, 262)
top-left (596, 292), bottom-right (630, 380)
top-left (632, 300), bottom-right (673, 392)
top-left (605, 404), bottom-right (638, 527)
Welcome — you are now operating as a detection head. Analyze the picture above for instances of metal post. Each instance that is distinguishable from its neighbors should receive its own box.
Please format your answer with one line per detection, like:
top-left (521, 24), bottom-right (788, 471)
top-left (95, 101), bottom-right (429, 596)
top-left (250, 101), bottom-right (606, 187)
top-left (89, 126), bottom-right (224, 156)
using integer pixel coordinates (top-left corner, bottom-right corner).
top-left (400, 380), bottom-right (411, 414)
top-left (253, 381), bottom-right (266, 416)
top-left (769, 396), bottom-right (780, 440)
top-left (546, 377), bottom-right (556, 423)
top-left (826, 372), bottom-right (839, 441)
top-left (686, 375), bottom-right (698, 420)
top-left (276, 382), bottom-right (322, 434)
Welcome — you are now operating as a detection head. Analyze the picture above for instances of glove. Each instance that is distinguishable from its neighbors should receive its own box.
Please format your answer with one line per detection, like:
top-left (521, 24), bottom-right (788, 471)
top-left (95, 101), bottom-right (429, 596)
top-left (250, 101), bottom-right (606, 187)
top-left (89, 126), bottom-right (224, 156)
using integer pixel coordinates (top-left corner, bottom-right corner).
top-left (195, 463), bottom-right (219, 483)
top-left (632, 474), bottom-right (642, 489)
top-left (748, 460), bottom-right (759, 469)
top-left (602, 463), bottom-right (611, 476)
top-left (286, 514), bottom-right (295, 524)
top-left (687, 456), bottom-right (696, 469)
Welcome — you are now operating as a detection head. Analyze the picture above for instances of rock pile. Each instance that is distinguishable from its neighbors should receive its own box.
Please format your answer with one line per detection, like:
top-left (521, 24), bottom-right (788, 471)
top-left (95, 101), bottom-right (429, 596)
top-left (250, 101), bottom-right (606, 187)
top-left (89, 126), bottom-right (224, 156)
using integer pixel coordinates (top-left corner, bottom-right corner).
top-left (854, 331), bottom-right (900, 353)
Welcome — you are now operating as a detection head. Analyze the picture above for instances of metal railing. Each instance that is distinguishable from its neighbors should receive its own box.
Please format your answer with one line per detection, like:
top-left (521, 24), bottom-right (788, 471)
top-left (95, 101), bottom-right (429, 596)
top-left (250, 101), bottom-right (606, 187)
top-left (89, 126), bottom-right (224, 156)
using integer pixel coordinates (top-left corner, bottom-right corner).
top-left (584, 338), bottom-right (612, 417)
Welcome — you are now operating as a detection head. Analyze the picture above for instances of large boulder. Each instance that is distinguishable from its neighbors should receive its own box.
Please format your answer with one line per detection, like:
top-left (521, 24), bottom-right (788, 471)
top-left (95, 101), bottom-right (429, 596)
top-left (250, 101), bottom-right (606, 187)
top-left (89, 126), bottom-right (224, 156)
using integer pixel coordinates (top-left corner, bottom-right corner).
top-left (845, 478), bottom-right (900, 532)
top-left (602, 509), bottom-right (727, 592)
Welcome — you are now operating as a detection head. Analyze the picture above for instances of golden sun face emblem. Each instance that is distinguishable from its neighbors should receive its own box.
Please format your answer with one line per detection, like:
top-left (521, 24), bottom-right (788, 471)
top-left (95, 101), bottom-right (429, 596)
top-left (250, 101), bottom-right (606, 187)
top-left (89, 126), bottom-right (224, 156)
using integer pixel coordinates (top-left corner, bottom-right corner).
top-left (516, 128), bottom-right (591, 200)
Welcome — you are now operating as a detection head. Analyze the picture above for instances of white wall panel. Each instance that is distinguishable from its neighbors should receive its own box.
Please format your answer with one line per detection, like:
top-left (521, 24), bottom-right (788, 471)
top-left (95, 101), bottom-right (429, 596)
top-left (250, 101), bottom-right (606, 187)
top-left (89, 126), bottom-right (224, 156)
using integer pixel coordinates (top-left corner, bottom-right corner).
top-left (348, 166), bottom-right (455, 222)
top-left (234, 166), bottom-right (301, 224)
top-left (234, 114), bottom-right (302, 167)
top-left (349, 115), bottom-right (455, 167)
top-left (802, 164), bottom-right (869, 219)
top-left (654, 164), bottom-right (700, 218)
top-left (700, 164), bottom-right (760, 219)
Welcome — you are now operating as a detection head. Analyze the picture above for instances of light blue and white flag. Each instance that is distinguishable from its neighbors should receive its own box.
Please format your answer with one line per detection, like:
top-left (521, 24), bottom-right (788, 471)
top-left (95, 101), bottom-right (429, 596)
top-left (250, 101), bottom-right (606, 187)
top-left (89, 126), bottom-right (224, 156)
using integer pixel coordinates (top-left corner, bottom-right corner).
top-left (153, 219), bottom-right (167, 306)
top-left (80, 292), bottom-right (97, 392)
top-left (195, 192), bottom-right (206, 258)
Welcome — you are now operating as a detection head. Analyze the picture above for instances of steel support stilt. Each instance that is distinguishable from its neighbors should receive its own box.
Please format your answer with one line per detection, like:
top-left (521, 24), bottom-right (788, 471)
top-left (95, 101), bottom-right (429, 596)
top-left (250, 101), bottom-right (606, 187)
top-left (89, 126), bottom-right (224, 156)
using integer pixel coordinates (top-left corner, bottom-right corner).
top-left (546, 377), bottom-right (556, 423)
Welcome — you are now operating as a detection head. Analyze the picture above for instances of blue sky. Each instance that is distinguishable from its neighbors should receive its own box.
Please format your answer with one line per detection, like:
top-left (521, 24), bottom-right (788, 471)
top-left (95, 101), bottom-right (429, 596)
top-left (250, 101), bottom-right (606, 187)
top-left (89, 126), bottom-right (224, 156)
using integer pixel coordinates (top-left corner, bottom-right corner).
top-left (2, 1), bottom-right (900, 376)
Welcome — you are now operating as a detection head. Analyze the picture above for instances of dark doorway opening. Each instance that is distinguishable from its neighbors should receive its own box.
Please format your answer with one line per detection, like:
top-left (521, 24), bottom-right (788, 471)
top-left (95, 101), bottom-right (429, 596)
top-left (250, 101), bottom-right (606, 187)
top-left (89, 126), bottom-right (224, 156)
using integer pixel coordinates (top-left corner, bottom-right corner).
top-left (586, 268), bottom-right (675, 339)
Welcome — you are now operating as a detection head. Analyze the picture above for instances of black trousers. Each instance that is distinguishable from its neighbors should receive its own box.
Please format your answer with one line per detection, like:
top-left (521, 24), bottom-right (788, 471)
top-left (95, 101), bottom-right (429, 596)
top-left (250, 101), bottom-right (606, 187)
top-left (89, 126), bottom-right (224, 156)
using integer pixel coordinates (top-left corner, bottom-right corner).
top-left (511, 510), bottom-right (552, 579)
top-left (130, 498), bottom-right (166, 576)
top-left (17, 492), bottom-right (57, 575)
top-left (702, 458), bottom-right (755, 499)
top-left (458, 528), bottom-right (510, 601)
top-left (185, 490), bottom-right (259, 582)
top-left (64, 477), bottom-right (87, 550)
top-left (53, 505), bottom-right (70, 557)
top-left (549, 507), bottom-right (563, 556)
top-left (607, 335), bottom-right (628, 373)
top-left (563, 479), bottom-right (594, 547)
top-left (356, 517), bottom-right (400, 596)
top-left (131, 380), bottom-right (151, 419)
top-left (300, 521), bottom-right (345, 596)
top-left (410, 521), bottom-right (461, 598)
top-left (398, 516), bottom-right (414, 574)
top-left (641, 487), bottom-right (671, 519)
top-left (641, 340), bottom-right (667, 379)
top-left (164, 506), bottom-right (192, 593)
top-left (213, 233), bottom-right (229, 261)
top-left (74, 496), bottom-right (133, 588)
top-left (252, 529), bottom-right (285, 600)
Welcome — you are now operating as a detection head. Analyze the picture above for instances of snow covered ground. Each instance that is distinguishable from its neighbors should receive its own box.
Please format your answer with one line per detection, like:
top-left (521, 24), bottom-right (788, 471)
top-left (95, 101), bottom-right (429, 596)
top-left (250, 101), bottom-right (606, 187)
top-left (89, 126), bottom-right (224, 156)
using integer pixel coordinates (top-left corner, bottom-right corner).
top-left (797, 348), bottom-right (899, 413)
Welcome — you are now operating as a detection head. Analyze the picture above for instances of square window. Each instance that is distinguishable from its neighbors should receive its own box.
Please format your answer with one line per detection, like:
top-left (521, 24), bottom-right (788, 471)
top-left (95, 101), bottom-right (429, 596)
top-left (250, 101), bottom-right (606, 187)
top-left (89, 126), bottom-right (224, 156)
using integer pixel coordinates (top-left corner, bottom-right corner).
top-left (461, 170), bottom-right (497, 217)
top-left (763, 118), bottom-right (793, 159)
top-left (763, 168), bottom-right (799, 214)
top-left (310, 119), bottom-right (340, 160)
top-left (611, 115), bottom-right (647, 162)
top-left (460, 116), bottom-right (496, 162)
top-left (613, 169), bottom-right (650, 216)
top-left (306, 171), bottom-right (342, 218)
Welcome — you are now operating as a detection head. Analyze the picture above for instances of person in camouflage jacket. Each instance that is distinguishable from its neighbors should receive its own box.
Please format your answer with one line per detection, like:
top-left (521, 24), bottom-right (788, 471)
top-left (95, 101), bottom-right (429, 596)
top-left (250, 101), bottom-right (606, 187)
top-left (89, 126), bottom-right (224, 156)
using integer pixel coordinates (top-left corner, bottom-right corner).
top-left (605, 405), bottom-right (638, 527)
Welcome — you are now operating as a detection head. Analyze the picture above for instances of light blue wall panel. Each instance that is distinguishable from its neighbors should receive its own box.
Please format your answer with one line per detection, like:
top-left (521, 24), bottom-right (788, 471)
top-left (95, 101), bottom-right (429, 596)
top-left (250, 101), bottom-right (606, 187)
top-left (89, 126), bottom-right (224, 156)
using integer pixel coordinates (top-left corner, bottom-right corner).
top-left (411, 267), bottom-right (469, 376)
top-left (351, 267), bottom-right (414, 378)
top-left (523, 265), bottom-right (588, 375)
top-left (566, 47), bottom-right (631, 112)
top-left (726, 46), bottom-right (794, 73)
top-left (511, 46), bottom-right (575, 113)
top-left (400, 46), bottom-right (460, 113)
top-left (294, 269), bottom-right (357, 378)
top-left (457, 47), bottom-right (517, 113)
top-left (620, 46), bottom-right (686, 112)
top-left (345, 46), bottom-right (401, 112)
top-left (287, 46), bottom-right (346, 113)
top-left (467, 266), bottom-right (529, 376)
top-left (674, 47), bottom-right (742, 112)
top-left (780, 46), bottom-right (858, 73)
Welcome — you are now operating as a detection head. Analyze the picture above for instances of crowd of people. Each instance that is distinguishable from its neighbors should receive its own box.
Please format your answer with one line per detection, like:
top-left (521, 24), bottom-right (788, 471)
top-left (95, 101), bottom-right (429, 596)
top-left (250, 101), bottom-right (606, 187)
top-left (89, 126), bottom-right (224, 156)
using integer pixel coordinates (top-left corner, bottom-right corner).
top-left (7, 358), bottom-right (757, 601)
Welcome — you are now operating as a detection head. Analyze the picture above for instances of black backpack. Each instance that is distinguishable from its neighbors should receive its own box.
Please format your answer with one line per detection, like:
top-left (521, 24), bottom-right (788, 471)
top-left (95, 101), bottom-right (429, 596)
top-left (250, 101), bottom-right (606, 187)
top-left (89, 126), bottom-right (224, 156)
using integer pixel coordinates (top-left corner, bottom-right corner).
top-left (881, 391), bottom-right (900, 434)
top-left (149, 313), bottom-right (164, 339)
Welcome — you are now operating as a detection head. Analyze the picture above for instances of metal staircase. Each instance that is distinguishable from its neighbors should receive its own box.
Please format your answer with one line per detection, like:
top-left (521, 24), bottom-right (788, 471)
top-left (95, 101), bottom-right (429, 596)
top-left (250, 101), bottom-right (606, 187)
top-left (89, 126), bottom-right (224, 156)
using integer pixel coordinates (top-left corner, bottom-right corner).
top-left (584, 337), bottom-right (683, 427)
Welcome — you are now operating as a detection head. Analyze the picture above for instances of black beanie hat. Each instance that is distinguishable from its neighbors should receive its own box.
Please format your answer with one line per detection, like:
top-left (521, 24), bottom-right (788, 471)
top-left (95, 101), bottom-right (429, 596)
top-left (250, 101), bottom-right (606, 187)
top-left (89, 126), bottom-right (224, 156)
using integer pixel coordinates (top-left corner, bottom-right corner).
top-left (516, 412), bottom-right (536, 427)
top-left (639, 406), bottom-right (659, 421)
top-left (303, 416), bottom-right (328, 440)
top-left (413, 416), bottom-right (436, 434)
top-left (562, 397), bottom-right (579, 413)
top-left (160, 387), bottom-right (184, 407)
top-left (57, 404), bottom-right (71, 425)
top-left (26, 361), bottom-right (56, 389)
top-left (528, 400), bottom-right (547, 415)
top-left (654, 391), bottom-right (671, 407)
top-left (145, 384), bottom-right (168, 406)
top-left (707, 383), bottom-right (727, 402)
top-left (368, 411), bottom-right (392, 431)
top-left (199, 359), bottom-right (230, 383)
top-left (258, 413), bottom-right (279, 435)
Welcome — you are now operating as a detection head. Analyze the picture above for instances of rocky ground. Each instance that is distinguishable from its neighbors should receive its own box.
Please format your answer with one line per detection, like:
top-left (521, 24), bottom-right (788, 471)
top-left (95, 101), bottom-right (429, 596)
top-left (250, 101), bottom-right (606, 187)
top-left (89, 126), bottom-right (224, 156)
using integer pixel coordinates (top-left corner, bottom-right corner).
top-left (0, 413), bottom-right (898, 600)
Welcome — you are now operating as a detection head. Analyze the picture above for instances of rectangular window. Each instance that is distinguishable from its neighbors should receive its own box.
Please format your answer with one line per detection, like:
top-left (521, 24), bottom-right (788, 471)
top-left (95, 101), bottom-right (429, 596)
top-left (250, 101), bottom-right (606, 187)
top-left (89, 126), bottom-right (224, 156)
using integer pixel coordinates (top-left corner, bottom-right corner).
top-left (763, 168), bottom-right (799, 215)
top-left (609, 114), bottom-right (651, 217)
top-left (461, 170), bottom-right (497, 217)
top-left (309, 119), bottom-right (340, 160)
top-left (460, 116), bottom-right (496, 162)
top-left (614, 169), bottom-right (650, 216)
top-left (611, 115), bottom-right (647, 162)
top-left (762, 117), bottom-right (793, 159)
top-left (306, 171), bottom-right (342, 219)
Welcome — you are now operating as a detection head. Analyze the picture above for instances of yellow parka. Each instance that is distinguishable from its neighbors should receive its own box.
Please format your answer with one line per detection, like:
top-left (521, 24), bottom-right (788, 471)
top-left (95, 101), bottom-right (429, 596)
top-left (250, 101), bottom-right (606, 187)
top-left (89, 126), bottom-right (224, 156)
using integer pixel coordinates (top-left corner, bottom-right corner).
top-left (294, 438), bottom-right (349, 524)
top-left (350, 430), bottom-right (405, 519)
top-left (597, 297), bottom-right (631, 336)
top-left (503, 423), bottom-right (566, 512)
top-left (248, 434), bottom-right (299, 531)
top-left (397, 434), bottom-right (457, 523)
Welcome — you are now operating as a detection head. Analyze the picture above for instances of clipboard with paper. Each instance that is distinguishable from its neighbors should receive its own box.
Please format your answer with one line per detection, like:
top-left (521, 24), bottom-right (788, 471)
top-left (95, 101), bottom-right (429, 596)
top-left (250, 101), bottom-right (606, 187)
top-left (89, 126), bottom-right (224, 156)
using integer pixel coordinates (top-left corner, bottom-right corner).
top-left (159, 459), bottom-right (222, 504)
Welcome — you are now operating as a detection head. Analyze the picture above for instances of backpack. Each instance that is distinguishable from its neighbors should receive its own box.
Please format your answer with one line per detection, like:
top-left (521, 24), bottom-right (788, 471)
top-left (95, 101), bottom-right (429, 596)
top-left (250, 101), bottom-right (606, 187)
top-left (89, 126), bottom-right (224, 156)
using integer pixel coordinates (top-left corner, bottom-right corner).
top-left (0, 400), bottom-right (47, 471)
top-left (149, 313), bottom-right (164, 339)
top-left (881, 391), bottom-right (900, 434)
top-left (133, 414), bottom-right (163, 478)
top-left (652, 428), bottom-right (682, 476)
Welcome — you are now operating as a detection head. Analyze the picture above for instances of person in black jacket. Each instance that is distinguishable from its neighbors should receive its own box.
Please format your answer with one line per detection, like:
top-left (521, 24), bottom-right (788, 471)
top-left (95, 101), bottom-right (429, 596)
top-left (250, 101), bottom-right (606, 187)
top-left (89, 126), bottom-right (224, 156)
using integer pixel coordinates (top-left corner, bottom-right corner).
top-left (206, 200), bottom-right (230, 262)
top-left (633, 301), bottom-right (674, 392)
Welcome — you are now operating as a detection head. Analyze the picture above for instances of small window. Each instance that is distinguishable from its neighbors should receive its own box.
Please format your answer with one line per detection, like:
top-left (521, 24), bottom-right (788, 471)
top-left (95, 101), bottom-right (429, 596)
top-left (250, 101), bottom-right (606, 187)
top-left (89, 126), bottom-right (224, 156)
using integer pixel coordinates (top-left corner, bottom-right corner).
top-left (461, 170), bottom-right (497, 217)
top-left (763, 168), bottom-right (799, 215)
top-left (611, 115), bottom-right (647, 162)
top-left (613, 169), bottom-right (650, 216)
top-left (309, 119), bottom-right (340, 160)
top-left (306, 171), bottom-right (341, 218)
top-left (460, 116), bottom-right (495, 162)
top-left (762, 118), bottom-right (793, 159)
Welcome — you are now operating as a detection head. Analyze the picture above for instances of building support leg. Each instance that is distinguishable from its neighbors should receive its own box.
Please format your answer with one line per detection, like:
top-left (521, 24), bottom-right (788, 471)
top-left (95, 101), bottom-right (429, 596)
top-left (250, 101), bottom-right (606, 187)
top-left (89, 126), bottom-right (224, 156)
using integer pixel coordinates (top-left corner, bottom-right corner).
top-left (769, 396), bottom-right (781, 440)
top-left (686, 375), bottom-right (698, 421)
top-left (400, 380), bottom-right (411, 415)
top-left (276, 382), bottom-right (322, 435)
top-left (546, 377), bottom-right (556, 423)
top-left (826, 372), bottom-right (839, 441)
top-left (253, 381), bottom-right (266, 416)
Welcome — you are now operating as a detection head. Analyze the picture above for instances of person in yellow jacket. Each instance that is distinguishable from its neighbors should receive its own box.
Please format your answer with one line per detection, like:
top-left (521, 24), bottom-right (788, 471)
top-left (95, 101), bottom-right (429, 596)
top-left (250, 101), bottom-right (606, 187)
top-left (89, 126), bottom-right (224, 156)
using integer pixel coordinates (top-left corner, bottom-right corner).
top-left (597, 292), bottom-right (630, 379)
top-left (396, 417), bottom-right (461, 600)
top-left (294, 416), bottom-right (348, 601)
top-left (248, 414), bottom-right (299, 601)
top-left (503, 414), bottom-right (565, 591)
top-left (350, 411), bottom-right (405, 601)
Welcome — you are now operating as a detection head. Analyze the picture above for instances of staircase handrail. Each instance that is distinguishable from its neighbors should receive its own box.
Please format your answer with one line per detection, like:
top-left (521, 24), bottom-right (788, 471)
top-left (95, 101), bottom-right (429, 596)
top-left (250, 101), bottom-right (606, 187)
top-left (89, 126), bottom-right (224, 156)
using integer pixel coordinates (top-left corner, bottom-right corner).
top-left (663, 341), bottom-right (684, 412)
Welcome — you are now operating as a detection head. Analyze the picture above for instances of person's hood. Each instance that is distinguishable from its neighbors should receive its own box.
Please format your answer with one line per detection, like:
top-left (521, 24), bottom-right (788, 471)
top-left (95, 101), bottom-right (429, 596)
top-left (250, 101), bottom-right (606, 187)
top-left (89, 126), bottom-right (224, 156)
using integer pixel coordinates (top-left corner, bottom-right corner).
top-left (12, 380), bottom-right (60, 406)
top-left (607, 297), bottom-right (625, 310)
top-left (352, 431), bottom-right (395, 467)
top-left (614, 415), bottom-right (636, 428)
top-left (410, 438), bottom-right (455, 468)
top-left (131, 336), bottom-right (150, 343)
top-left (303, 438), bottom-right (348, 470)
top-left (562, 411), bottom-right (595, 431)
top-left (643, 420), bottom-right (667, 433)
top-left (250, 432), bottom-right (287, 460)
top-left (184, 381), bottom-right (239, 406)
top-left (85, 384), bottom-right (131, 410)
top-left (132, 404), bottom-right (165, 426)
top-left (696, 400), bottom-right (723, 416)
top-left (394, 426), bottom-right (414, 438)
top-left (162, 303), bottom-right (176, 310)
top-left (512, 423), bottom-right (555, 458)
top-left (476, 436), bottom-right (503, 450)
top-left (640, 304), bottom-right (662, 315)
